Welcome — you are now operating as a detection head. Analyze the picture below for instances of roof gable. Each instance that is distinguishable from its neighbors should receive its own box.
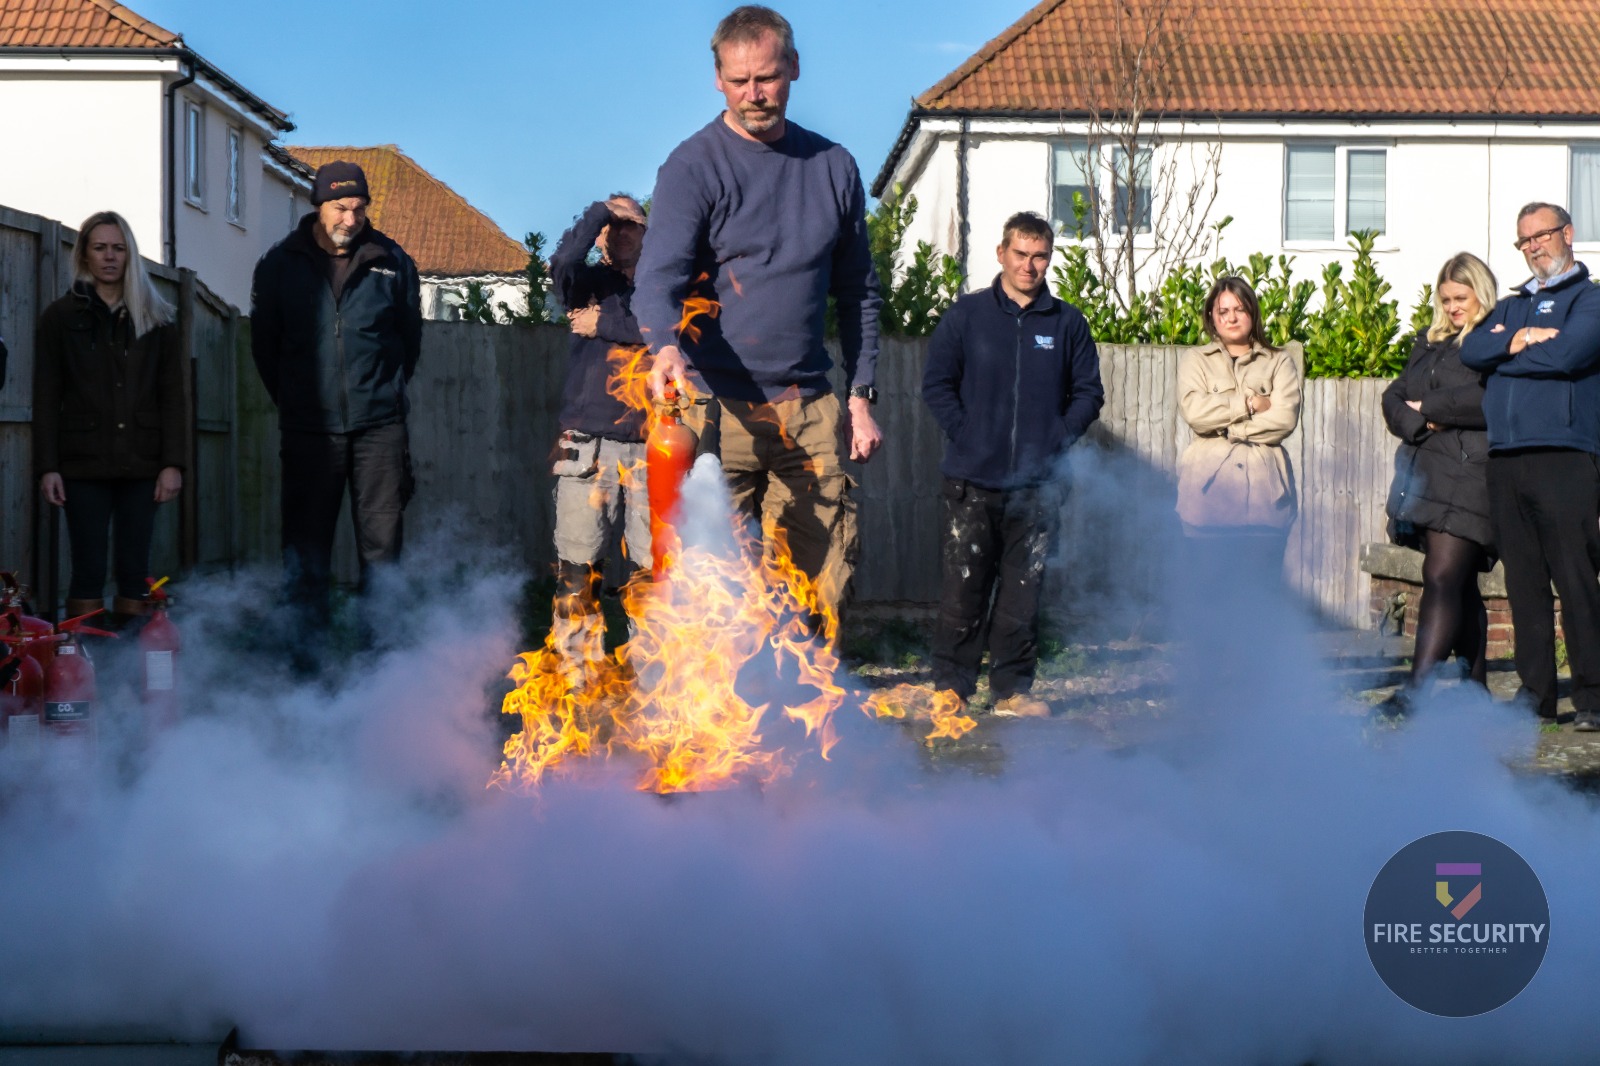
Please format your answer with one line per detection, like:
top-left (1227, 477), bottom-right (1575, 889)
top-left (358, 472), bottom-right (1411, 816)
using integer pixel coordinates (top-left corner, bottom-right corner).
top-left (0, 0), bottom-right (293, 131)
top-left (0, 0), bottom-right (178, 49)
top-left (918, 0), bottom-right (1600, 118)
top-left (288, 145), bottom-right (527, 277)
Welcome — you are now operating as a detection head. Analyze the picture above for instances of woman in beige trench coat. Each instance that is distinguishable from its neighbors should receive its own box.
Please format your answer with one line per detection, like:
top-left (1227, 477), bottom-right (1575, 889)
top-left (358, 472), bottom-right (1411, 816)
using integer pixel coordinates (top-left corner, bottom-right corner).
top-left (1176, 276), bottom-right (1302, 586)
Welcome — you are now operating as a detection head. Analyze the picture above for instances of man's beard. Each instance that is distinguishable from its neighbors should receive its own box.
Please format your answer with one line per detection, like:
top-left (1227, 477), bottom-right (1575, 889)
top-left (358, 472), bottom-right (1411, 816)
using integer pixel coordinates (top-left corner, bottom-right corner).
top-left (733, 105), bottom-right (782, 135)
top-left (1534, 253), bottom-right (1572, 280)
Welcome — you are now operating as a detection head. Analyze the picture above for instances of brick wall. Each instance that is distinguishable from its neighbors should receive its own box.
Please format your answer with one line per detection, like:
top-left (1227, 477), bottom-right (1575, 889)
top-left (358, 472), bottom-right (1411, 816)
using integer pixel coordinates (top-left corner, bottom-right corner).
top-left (1369, 577), bottom-right (1562, 661)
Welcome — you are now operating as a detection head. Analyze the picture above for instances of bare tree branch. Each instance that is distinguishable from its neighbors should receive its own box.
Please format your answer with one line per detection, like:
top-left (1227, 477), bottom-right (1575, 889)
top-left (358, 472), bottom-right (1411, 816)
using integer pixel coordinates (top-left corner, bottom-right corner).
top-left (1063, 0), bottom-right (1221, 314)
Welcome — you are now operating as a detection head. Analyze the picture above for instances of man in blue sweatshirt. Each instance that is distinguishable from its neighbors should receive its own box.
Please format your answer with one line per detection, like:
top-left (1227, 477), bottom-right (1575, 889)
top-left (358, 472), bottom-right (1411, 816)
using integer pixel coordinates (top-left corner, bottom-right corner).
top-left (922, 212), bottom-right (1104, 716)
top-left (634, 5), bottom-right (881, 617)
top-left (1460, 202), bottom-right (1600, 730)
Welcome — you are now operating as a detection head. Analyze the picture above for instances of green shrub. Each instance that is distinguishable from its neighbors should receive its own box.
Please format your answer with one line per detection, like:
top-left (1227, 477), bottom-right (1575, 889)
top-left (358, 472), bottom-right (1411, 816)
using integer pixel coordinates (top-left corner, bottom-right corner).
top-left (868, 184), bottom-right (964, 338)
top-left (1050, 226), bottom-right (1429, 378)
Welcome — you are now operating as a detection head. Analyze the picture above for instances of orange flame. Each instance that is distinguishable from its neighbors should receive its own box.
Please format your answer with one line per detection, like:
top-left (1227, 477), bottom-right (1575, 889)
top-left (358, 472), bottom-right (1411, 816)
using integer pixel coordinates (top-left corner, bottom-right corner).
top-left (864, 683), bottom-right (978, 746)
top-left (495, 277), bottom-right (850, 794)
top-left (492, 521), bottom-right (847, 794)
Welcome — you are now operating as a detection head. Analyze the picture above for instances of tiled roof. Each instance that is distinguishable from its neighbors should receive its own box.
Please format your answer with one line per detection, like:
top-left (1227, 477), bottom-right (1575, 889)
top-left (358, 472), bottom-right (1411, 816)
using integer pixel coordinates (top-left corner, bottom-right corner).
top-left (919, 0), bottom-right (1600, 118)
top-left (0, 0), bottom-right (293, 130)
top-left (288, 145), bottom-right (527, 277)
top-left (0, 0), bottom-right (179, 48)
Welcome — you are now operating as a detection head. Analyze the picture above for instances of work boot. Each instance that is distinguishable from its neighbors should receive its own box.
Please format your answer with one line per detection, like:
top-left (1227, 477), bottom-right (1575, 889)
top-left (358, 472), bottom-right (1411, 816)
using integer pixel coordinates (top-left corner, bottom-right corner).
top-left (993, 692), bottom-right (1051, 718)
top-left (111, 595), bottom-right (148, 631)
top-left (64, 597), bottom-right (106, 623)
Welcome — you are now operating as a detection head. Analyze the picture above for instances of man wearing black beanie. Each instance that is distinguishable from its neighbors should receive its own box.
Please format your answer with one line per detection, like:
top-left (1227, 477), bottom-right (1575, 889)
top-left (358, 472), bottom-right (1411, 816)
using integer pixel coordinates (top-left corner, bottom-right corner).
top-left (249, 160), bottom-right (422, 669)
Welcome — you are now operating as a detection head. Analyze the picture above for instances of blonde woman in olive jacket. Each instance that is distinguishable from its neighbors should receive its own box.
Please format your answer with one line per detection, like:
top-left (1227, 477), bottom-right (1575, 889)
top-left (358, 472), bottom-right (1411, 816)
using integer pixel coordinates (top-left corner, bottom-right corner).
top-left (1176, 276), bottom-right (1302, 582)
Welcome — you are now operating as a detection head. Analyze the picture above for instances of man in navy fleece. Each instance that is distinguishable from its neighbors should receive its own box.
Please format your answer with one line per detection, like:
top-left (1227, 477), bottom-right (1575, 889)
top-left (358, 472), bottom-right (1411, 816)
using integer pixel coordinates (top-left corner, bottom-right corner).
top-left (1461, 202), bottom-right (1600, 730)
top-left (634, 4), bottom-right (881, 617)
top-left (922, 212), bottom-right (1103, 717)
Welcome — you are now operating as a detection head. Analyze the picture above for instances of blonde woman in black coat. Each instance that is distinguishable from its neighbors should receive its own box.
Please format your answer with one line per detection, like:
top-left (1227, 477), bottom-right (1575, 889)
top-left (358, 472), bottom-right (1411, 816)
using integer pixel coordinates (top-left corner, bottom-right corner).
top-left (1381, 253), bottom-right (1498, 706)
top-left (33, 211), bottom-right (184, 624)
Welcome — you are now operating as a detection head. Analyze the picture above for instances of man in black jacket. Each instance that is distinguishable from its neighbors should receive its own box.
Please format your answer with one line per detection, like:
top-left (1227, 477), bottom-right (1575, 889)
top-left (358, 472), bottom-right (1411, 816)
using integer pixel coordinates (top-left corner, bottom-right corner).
top-left (547, 195), bottom-right (650, 674)
top-left (921, 212), bottom-right (1104, 716)
top-left (250, 161), bottom-right (422, 649)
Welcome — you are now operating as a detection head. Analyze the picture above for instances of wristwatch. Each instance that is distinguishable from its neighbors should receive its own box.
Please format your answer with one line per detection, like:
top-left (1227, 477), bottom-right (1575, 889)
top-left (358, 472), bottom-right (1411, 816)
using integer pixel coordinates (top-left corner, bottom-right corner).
top-left (849, 384), bottom-right (878, 405)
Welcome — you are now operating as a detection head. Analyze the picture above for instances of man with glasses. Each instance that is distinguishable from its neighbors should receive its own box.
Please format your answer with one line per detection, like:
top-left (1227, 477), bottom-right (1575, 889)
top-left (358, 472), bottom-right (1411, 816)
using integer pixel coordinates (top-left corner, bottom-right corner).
top-left (1461, 201), bottom-right (1600, 730)
top-left (251, 161), bottom-right (422, 666)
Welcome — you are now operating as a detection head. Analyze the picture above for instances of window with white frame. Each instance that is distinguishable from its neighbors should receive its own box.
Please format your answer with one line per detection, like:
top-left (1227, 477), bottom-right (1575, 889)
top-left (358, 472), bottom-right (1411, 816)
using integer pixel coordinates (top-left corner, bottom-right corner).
top-left (226, 128), bottom-right (245, 224)
top-left (1571, 146), bottom-right (1600, 242)
top-left (1284, 144), bottom-right (1388, 241)
top-left (1051, 139), bottom-right (1152, 239)
top-left (184, 101), bottom-right (204, 205)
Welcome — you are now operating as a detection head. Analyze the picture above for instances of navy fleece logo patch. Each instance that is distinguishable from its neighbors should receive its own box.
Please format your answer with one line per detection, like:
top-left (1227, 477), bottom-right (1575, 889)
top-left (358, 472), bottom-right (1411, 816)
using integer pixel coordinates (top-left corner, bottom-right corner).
top-left (1034, 335), bottom-right (1055, 350)
top-left (1536, 299), bottom-right (1555, 314)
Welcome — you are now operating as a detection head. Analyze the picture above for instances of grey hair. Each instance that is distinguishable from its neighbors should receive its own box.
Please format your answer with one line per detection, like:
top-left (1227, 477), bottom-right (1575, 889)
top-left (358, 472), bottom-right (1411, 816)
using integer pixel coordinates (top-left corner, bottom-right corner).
top-left (73, 210), bottom-right (175, 338)
top-left (1517, 201), bottom-right (1573, 227)
top-left (711, 6), bottom-right (796, 66)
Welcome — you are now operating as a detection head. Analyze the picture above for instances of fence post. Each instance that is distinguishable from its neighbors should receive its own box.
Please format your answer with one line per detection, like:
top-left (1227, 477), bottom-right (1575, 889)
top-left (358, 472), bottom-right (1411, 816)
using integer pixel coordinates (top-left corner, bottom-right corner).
top-left (179, 268), bottom-right (199, 570)
top-left (31, 219), bottom-right (63, 617)
top-left (226, 303), bottom-right (241, 569)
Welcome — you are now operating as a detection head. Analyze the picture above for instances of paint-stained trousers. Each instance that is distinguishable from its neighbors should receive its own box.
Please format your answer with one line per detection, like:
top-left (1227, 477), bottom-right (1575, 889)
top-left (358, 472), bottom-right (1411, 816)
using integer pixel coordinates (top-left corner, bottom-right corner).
top-left (716, 393), bottom-right (859, 618)
top-left (931, 477), bottom-right (1059, 701)
top-left (1487, 449), bottom-right (1600, 714)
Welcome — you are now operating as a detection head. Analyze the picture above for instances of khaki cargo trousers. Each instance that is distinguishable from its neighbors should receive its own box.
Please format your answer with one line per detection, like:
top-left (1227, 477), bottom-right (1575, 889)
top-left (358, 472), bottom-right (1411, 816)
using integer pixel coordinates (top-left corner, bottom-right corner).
top-left (710, 393), bottom-right (859, 617)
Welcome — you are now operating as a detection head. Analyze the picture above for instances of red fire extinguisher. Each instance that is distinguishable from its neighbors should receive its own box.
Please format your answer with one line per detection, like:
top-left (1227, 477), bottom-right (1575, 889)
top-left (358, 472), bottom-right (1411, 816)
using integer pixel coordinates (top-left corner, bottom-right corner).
top-left (1, 571), bottom-right (56, 675)
top-left (0, 638), bottom-right (44, 760)
top-left (140, 576), bottom-right (180, 728)
top-left (647, 390), bottom-right (701, 580)
top-left (43, 615), bottom-right (115, 759)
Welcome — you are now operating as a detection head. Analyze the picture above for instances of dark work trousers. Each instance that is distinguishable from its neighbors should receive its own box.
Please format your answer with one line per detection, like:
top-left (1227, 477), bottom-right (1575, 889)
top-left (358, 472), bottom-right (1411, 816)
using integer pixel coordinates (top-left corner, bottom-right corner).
top-left (280, 422), bottom-right (412, 626)
top-left (931, 477), bottom-right (1059, 701)
top-left (61, 478), bottom-right (159, 600)
top-left (1487, 449), bottom-right (1600, 714)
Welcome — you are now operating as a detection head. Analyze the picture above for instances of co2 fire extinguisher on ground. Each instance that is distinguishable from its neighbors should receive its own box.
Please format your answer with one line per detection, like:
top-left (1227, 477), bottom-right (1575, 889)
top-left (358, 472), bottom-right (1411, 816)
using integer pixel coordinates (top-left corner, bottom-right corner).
top-left (648, 390), bottom-right (704, 580)
top-left (140, 577), bottom-right (180, 728)
top-left (42, 614), bottom-right (115, 764)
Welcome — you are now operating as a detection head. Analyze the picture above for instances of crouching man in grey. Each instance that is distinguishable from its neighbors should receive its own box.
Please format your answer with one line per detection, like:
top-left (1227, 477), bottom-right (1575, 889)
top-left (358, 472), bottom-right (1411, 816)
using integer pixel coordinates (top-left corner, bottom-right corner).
top-left (921, 212), bottom-right (1104, 716)
top-left (548, 195), bottom-right (651, 672)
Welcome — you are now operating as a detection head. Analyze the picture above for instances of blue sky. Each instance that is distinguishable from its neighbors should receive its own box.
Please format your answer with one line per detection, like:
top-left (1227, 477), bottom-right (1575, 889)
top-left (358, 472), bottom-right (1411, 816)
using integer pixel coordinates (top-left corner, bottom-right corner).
top-left (130, 0), bottom-right (1016, 247)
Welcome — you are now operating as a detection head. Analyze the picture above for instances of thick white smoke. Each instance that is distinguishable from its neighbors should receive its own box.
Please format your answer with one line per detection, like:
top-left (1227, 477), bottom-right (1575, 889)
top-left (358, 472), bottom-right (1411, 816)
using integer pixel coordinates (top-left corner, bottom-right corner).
top-left (1, 457), bottom-right (1596, 1064)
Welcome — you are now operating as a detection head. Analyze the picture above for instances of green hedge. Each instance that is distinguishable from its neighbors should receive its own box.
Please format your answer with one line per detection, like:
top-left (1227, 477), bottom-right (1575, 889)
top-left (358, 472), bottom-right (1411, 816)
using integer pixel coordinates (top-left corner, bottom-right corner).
top-left (868, 187), bottom-right (1433, 377)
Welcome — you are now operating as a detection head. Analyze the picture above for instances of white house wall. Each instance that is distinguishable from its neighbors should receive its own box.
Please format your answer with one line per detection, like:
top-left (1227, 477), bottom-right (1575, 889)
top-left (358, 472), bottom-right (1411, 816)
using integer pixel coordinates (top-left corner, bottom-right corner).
top-left (261, 161), bottom-right (311, 249)
top-left (173, 82), bottom-right (277, 308)
top-left (0, 69), bottom-right (166, 256)
top-left (889, 134), bottom-right (960, 281)
top-left (0, 56), bottom-right (303, 312)
top-left (424, 278), bottom-right (533, 323)
top-left (889, 118), bottom-right (1600, 321)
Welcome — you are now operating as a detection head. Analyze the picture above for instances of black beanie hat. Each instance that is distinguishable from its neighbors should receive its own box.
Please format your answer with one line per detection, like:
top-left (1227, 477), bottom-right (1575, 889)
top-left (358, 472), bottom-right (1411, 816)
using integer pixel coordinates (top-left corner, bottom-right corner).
top-left (312, 161), bottom-right (369, 205)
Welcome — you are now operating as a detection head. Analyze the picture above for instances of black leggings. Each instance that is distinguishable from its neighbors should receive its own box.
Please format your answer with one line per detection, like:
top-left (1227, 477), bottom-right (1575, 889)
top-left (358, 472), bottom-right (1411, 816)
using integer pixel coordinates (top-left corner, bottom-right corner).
top-left (61, 477), bottom-right (159, 601)
top-left (1411, 529), bottom-right (1488, 688)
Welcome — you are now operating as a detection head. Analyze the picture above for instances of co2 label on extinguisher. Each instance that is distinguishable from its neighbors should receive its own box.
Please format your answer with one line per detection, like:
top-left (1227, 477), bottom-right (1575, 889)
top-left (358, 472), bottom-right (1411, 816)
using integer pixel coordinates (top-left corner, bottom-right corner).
top-left (145, 650), bottom-right (175, 691)
top-left (44, 701), bottom-right (89, 722)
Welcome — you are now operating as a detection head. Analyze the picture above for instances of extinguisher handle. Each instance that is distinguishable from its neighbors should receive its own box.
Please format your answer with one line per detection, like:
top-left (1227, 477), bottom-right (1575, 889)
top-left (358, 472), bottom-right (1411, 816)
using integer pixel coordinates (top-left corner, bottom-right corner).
top-left (58, 615), bottom-right (117, 639)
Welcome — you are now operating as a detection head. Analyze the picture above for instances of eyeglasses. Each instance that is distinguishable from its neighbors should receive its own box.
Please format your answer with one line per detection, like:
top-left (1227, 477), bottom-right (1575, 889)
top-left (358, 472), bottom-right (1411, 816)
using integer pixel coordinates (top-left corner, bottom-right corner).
top-left (1514, 225), bottom-right (1566, 251)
